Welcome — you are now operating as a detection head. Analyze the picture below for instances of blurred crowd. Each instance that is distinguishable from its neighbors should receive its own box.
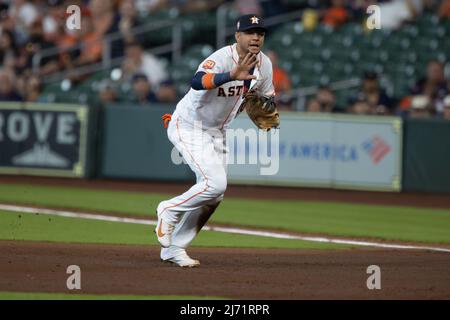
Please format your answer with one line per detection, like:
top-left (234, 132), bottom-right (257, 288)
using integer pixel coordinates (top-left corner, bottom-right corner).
top-left (0, 0), bottom-right (449, 119)
top-left (0, 0), bottom-right (206, 104)
top-left (266, 0), bottom-right (450, 120)
top-left (299, 60), bottom-right (450, 120)
top-left (0, 0), bottom-right (147, 103)
top-left (293, 0), bottom-right (450, 30)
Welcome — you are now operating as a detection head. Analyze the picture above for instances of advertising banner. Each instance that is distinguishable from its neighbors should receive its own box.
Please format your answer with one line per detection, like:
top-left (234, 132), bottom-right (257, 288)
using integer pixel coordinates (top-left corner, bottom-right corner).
top-left (227, 113), bottom-right (402, 191)
top-left (0, 102), bottom-right (89, 177)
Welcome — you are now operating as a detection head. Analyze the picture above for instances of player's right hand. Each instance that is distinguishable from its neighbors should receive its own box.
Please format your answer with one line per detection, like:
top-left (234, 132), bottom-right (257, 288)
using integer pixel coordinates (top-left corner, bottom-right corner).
top-left (230, 52), bottom-right (258, 81)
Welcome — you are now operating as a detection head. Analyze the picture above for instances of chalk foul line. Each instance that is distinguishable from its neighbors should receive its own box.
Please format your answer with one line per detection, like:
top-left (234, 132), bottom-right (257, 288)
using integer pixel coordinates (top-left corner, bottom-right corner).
top-left (1, 203), bottom-right (449, 253)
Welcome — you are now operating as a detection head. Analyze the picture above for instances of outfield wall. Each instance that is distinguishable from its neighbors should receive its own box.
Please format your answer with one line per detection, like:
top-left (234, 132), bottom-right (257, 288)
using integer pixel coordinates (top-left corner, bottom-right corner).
top-left (0, 102), bottom-right (93, 178)
top-left (403, 118), bottom-right (450, 193)
top-left (99, 104), bottom-right (194, 181)
top-left (1, 102), bottom-right (449, 193)
top-left (227, 113), bottom-right (402, 192)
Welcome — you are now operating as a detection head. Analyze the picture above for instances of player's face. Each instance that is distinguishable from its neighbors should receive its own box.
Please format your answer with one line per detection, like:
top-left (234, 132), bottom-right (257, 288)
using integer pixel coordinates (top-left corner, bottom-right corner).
top-left (236, 29), bottom-right (265, 55)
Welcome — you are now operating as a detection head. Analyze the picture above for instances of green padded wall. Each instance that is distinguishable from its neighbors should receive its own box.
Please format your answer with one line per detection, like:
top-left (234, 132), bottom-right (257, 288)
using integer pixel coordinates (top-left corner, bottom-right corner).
top-left (99, 104), bottom-right (194, 181)
top-left (403, 118), bottom-right (450, 193)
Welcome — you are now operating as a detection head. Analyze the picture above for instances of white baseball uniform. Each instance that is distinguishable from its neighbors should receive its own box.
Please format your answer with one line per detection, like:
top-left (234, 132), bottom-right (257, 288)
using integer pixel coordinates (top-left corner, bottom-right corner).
top-left (158, 43), bottom-right (275, 260)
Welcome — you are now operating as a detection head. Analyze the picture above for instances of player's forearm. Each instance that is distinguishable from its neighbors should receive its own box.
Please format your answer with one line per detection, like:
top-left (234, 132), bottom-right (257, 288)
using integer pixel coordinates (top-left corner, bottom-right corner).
top-left (191, 71), bottom-right (233, 90)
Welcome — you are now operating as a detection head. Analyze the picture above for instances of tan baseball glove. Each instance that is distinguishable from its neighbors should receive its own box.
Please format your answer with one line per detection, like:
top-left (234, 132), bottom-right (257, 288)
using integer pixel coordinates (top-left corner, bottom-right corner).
top-left (241, 89), bottom-right (280, 131)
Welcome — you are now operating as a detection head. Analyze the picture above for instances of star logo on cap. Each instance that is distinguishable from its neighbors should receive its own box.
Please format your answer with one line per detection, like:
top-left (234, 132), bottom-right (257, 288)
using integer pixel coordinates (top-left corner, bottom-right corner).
top-left (250, 16), bottom-right (259, 24)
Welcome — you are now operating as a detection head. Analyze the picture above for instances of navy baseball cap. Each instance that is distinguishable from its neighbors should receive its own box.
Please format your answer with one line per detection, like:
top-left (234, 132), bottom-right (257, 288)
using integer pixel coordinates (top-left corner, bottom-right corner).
top-left (363, 71), bottom-right (378, 80)
top-left (132, 73), bottom-right (149, 82)
top-left (236, 14), bottom-right (267, 33)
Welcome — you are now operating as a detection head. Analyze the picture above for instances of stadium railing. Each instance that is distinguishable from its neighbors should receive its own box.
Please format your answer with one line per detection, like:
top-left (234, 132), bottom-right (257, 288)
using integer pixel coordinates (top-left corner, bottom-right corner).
top-left (32, 20), bottom-right (183, 84)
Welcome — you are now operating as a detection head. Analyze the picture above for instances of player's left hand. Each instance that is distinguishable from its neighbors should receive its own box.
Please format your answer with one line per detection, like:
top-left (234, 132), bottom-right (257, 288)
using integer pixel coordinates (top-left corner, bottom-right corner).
top-left (230, 52), bottom-right (258, 81)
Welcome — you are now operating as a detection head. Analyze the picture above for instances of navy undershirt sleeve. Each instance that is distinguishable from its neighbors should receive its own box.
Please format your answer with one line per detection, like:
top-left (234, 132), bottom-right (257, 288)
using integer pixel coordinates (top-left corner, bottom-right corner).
top-left (191, 71), bottom-right (206, 90)
top-left (191, 71), bottom-right (233, 90)
top-left (213, 72), bottom-right (232, 87)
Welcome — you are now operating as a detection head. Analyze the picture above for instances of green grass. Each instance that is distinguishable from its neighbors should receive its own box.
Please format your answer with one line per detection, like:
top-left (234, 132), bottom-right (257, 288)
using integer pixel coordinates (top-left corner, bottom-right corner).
top-left (218, 199), bottom-right (450, 244)
top-left (1, 183), bottom-right (450, 244)
top-left (0, 211), bottom-right (347, 249)
top-left (0, 291), bottom-right (224, 300)
top-left (0, 184), bottom-right (159, 216)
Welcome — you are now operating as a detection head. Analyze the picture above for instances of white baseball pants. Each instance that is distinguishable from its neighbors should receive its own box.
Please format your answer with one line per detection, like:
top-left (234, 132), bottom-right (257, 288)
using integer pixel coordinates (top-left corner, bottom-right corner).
top-left (158, 111), bottom-right (227, 257)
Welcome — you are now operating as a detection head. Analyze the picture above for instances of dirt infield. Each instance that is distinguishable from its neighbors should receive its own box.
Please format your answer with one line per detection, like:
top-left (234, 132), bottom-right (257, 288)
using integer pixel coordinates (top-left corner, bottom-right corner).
top-left (1, 241), bottom-right (449, 299)
top-left (1, 176), bottom-right (450, 299)
top-left (1, 175), bottom-right (450, 209)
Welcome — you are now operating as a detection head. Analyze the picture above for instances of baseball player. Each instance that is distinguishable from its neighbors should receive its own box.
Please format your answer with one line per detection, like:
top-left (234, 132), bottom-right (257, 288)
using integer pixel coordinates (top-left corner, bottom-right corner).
top-left (155, 14), bottom-right (275, 267)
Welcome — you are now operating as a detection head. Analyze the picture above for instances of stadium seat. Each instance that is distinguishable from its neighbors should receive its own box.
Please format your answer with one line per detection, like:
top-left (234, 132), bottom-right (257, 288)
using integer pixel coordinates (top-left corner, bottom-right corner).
top-left (181, 12), bottom-right (216, 45)
top-left (40, 81), bottom-right (89, 105)
top-left (78, 69), bottom-right (113, 93)
top-left (169, 44), bottom-right (213, 96)
top-left (444, 19), bottom-right (450, 35)
top-left (283, 0), bottom-right (310, 9)
top-left (138, 10), bottom-right (179, 47)
top-left (415, 13), bottom-right (441, 30)
top-left (225, 8), bottom-right (240, 27)
top-left (290, 73), bottom-right (302, 87)
top-left (335, 89), bottom-right (358, 110)
top-left (325, 63), bottom-right (355, 82)
top-left (339, 23), bottom-right (364, 38)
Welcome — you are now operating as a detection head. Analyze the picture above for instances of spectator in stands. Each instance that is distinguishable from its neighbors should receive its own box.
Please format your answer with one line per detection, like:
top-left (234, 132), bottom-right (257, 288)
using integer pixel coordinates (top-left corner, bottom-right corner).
top-left (130, 73), bottom-right (159, 105)
top-left (42, 1), bottom-right (66, 44)
top-left (72, 12), bottom-right (103, 67)
top-left (121, 41), bottom-right (169, 91)
top-left (118, 0), bottom-right (142, 44)
top-left (157, 80), bottom-right (178, 103)
top-left (0, 30), bottom-right (17, 67)
top-left (349, 94), bottom-right (371, 115)
top-left (22, 74), bottom-right (42, 102)
top-left (316, 86), bottom-right (338, 113)
top-left (15, 74), bottom-right (27, 100)
top-left (397, 94), bottom-right (413, 116)
top-left (98, 80), bottom-right (118, 104)
top-left (410, 59), bottom-right (447, 116)
top-left (443, 95), bottom-right (450, 120)
top-left (0, 3), bottom-right (15, 33)
top-left (302, 8), bottom-right (320, 31)
top-left (305, 98), bottom-right (322, 112)
top-left (358, 71), bottom-right (394, 114)
top-left (322, 0), bottom-right (349, 28)
top-left (377, 0), bottom-right (426, 30)
top-left (260, 0), bottom-right (288, 18)
top-left (138, 0), bottom-right (168, 14)
top-left (267, 50), bottom-right (293, 110)
top-left (438, 0), bottom-right (450, 18)
top-left (178, 0), bottom-right (226, 14)
top-left (267, 50), bottom-right (292, 94)
top-left (7, 0), bottom-right (39, 45)
top-left (0, 68), bottom-right (22, 101)
top-left (233, 0), bottom-right (263, 16)
top-left (409, 94), bottom-right (432, 118)
top-left (89, 0), bottom-right (122, 58)
top-left (0, 1), bottom-right (8, 14)
top-left (90, 0), bottom-right (117, 36)
top-left (22, 19), bottom-right (56, 72)
top-left (425, 0), bottom-right (441, 12)
top-left (347, 0), bottom-right (372, 22)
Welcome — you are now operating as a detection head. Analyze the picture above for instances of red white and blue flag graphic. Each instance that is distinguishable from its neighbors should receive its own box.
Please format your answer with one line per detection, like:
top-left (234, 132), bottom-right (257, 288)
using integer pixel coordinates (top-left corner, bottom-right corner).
top-left (362, 136), bottom-right (391, 164)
